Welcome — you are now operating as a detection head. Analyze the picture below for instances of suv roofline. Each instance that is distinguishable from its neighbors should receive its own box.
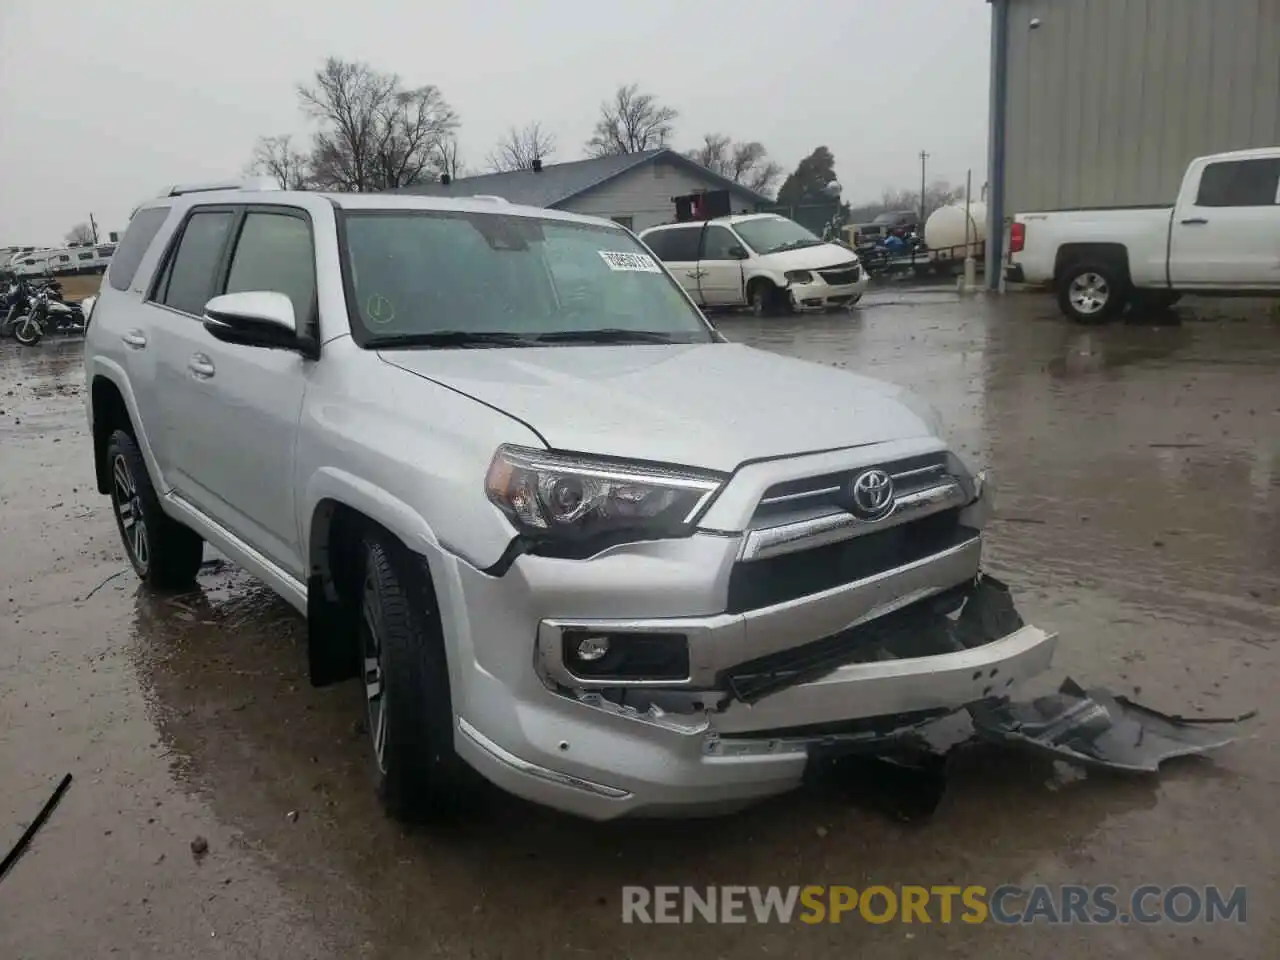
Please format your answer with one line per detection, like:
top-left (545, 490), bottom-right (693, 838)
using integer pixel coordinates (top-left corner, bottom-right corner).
top-left (131, 189), bottom-right (629, 232)
top-left (641, 213), bottom-right (788, 233)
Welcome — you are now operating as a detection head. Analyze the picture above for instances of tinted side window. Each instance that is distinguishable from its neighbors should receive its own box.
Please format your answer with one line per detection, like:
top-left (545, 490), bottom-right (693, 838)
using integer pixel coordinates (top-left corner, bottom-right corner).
top-left (642, 228), bottom-right (673, 260)
top-left (107, 206), bottom-right (170, 292)
top-left (159, 212), bottom-right (235, 315)
top-left (1196, 159), bottom-right (1280, 207)
top-left (224, 213), bottom-right (316, 327)
top-left (701, 225), bottom-right (740, 260)
top-left (663, 227), bottom-right (701, 262)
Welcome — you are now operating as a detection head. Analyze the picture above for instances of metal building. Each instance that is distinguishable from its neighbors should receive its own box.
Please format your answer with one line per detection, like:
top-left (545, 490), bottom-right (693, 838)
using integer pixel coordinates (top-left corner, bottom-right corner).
top-left (985, 0), bottom-right (1280, 287)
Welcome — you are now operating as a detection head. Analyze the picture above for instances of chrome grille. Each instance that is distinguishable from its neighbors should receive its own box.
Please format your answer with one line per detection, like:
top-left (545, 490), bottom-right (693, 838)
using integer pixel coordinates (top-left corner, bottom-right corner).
top-left (752, 452), bottom-right (949, 524)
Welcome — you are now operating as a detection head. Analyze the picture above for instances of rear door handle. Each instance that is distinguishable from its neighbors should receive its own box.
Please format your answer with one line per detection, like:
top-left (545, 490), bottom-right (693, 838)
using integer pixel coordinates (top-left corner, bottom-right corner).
top-left (1180, 217), bottom-right (1209, 225)
top-left (188, 353), bottom-right (215, 379)
top-left (686, 270), bottom-right (706, 279)
top-left (121, 330), bottom-right (147, 349)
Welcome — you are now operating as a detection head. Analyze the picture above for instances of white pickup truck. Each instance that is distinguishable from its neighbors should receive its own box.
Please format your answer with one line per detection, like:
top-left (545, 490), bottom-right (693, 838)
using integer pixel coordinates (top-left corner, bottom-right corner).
top-left (1006, 147), bottom-right (1280, 322)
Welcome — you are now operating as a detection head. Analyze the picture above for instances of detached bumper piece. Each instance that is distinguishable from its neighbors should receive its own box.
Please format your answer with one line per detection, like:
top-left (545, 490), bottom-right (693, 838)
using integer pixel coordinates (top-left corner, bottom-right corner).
top-left (722, 574), bottom-right (1026, 706)
top-left (968, 678), bottom-right (1251, 773)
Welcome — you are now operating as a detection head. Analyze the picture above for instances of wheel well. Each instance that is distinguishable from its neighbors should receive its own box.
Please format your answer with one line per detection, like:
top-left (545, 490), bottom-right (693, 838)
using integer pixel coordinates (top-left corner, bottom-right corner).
top-left (1054, 243), bottom-right (1131, 288)
top-left (746, 276), bottom-right (777, 299)
top-left (307, 501), bottom-right (439, 687)
top-left (91, 377), bottom-right (132, 494)
top-left (309, 500), bottom-right (368, 607)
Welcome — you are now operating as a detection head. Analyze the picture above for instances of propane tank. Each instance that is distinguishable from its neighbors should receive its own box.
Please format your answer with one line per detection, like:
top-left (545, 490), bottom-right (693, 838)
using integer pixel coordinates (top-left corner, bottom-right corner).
top-left (924, 201), bottom-right (988, 258)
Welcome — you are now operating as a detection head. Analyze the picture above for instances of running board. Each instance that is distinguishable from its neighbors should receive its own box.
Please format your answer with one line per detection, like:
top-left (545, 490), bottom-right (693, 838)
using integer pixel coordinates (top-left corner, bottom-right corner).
top-left (164, 493), bottom-right (308, 613)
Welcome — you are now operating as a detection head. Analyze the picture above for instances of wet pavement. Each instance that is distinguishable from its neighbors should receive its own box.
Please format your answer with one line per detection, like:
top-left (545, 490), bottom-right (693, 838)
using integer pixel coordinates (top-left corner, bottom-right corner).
top-left (1, 290), bottom-right (1277, 958)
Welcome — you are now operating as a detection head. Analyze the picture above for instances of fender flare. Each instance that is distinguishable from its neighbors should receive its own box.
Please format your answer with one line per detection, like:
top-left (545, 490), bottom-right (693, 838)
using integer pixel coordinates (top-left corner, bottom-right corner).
top-left (304, 467), bottom-right (441, 574)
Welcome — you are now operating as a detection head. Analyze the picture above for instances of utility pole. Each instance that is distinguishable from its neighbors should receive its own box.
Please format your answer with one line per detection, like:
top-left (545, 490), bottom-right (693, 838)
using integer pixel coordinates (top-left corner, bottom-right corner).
top-left (918, 150), bottom-right (930, 224)
top-left (88, 213), bottom-right (99, 244)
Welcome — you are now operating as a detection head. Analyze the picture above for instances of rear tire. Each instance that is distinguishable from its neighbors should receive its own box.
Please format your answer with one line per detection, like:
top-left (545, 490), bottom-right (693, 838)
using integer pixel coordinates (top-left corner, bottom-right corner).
top-left (359, 533), bottom-right (485, 821)
top-left (106, 429), bottom-right (204, 588)
top-left (1057, 262), bottom-right (1126, 324)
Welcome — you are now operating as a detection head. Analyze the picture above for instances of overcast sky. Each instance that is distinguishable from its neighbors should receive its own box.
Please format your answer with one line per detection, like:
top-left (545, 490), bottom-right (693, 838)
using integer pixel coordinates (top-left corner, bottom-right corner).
top-left (0, 0), bottom-right (991, 245)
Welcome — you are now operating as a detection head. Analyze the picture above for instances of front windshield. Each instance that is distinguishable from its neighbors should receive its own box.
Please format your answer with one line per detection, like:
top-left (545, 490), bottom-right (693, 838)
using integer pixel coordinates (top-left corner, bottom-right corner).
top-left (732, 216), bottom-right (824, 254)
top-left (341, 210), bottom-right (715, 347)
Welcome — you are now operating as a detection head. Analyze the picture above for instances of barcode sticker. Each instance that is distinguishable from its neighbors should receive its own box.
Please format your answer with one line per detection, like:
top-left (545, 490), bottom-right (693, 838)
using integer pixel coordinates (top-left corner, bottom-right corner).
top-left (598, 250), bottom-right (661, 273)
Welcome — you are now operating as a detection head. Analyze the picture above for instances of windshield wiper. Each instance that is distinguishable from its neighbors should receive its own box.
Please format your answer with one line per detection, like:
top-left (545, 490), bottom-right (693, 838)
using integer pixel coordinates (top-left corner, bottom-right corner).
top-left (367, 330), bottom-right (535, 349)
top-left (534, 329), bottom-right (691, 345)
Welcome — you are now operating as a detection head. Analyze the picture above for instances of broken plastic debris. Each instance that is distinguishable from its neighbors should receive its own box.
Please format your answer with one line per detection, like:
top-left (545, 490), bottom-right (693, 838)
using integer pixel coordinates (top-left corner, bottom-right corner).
top-left (967, 678), bottom-right (1250, 773)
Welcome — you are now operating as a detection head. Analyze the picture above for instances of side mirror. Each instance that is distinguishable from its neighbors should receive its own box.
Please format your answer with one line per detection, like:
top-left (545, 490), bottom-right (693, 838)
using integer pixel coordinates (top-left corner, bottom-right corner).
top-left (203, 291), bottom-right (298, 350)
top-left (728, 244), bottom-right (749, 260)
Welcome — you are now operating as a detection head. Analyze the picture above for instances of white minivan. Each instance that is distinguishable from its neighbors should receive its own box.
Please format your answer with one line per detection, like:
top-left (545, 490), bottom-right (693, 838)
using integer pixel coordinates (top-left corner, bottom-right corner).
top-left (640, 214), bottom-right (868, 316)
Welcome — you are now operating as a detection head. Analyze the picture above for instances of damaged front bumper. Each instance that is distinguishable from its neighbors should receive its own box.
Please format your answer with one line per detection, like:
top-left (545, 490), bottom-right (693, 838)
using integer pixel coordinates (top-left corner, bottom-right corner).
top-left (452, 552), bottom-right (1056, 819)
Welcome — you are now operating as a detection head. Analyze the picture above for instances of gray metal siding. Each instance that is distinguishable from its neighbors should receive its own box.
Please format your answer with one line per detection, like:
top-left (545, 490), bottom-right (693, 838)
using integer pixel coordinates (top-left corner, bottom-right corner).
top-left (1002, 0), bottom-right (1280, 213)
top-left (558, 159), bottom-right (763, 232)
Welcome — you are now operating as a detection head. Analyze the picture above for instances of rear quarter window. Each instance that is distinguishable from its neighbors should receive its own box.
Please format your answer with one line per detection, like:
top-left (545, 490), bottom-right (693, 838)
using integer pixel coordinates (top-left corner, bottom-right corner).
top-left (107, 206), bottom-right (171, 292)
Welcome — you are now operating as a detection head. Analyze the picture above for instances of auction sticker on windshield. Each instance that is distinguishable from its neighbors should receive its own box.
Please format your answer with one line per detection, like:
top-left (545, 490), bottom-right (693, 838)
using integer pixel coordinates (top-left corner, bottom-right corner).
top-left (598, 250), bottom-right (661, 273)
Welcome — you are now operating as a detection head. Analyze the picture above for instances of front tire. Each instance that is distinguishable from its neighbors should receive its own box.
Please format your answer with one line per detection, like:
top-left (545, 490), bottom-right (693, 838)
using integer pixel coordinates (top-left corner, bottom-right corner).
top-left (1057, 262), bottom-right (1126, 324)
top-left (749, 280), bottom-right (784, 317)
top-left (359, 534), bottom-right (485, 821)
top-left (14, 315), bottom-right (43, 345)
top-left (106, 429), bottom-right (204, 588)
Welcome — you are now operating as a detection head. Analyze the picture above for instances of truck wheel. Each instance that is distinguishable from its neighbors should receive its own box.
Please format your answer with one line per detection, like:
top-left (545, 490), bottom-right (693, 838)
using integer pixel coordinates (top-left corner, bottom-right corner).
top-left (749, 280), bottom-right (782, 317)
top-left (1058, 263), bottom-right (1126, 323)
top-left (359, 534), bottom-right (485, 821)
top-left (106, 429), bottom-right (204, 588)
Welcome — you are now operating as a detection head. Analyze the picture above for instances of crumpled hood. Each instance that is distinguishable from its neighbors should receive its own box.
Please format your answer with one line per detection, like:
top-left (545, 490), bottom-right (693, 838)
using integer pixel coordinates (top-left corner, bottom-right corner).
top-left (759, 243), bottom-right (858, 270)
top-left (380, 343), bottom-right (936, 472)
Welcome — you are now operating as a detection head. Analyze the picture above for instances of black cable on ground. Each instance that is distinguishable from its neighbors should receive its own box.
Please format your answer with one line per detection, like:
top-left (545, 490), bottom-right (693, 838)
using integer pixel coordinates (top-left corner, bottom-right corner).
top-left (0, 773), bottom-right (73, 884)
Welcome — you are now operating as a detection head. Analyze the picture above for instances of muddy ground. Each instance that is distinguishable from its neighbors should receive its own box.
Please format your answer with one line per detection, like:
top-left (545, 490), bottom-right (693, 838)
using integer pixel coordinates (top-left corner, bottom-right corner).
top-left (1, 290), bottom-right (1277, 958)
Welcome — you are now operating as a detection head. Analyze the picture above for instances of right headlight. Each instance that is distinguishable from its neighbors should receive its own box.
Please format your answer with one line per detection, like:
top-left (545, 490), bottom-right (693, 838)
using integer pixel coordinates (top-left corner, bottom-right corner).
top-left (484, 445), bottom-right (725, 554)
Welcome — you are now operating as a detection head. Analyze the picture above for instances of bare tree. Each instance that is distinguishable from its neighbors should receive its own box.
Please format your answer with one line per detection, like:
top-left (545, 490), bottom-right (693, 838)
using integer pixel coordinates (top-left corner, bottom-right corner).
top-left (65, 222), bottom-right (96, 244)
top-left (299, 57), bottom-right (459, 192)
top-left (436, 136), bottom-right (465, 179)
top-left (486, 122), bottom-right (556, 172)
top-left (585, 84), bottom-right (677, 158)
top-left (685, 134), bottom-right (784, 196)
top-left (249, 134), bottom-right (312, 190)
top-left (877, 181), bottom-right (967, 219)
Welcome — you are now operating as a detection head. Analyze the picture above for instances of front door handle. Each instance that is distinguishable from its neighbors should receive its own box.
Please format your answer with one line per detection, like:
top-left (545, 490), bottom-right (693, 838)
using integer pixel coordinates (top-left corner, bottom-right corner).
top-left (686, 269), bottom-right (707, 280)
top-left (1180, 217), bottom-right (1209, 225)
top-left (188, 353), bottom-right (215, 379)
top-left (121, 330), bottom-right (147, 349)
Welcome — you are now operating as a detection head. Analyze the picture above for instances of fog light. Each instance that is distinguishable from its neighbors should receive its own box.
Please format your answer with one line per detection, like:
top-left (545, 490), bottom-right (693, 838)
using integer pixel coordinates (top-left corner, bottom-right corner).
top-left (575, 635), bottom-right (611, 661)
top-left (562, 630), bottom-right (690, 681)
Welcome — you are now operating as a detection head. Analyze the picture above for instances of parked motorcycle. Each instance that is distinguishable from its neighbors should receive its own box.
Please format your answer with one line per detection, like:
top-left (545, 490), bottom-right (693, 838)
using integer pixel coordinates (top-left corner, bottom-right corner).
top-left (12, 284), bottom-right (85, 345)
top-left (1, 278), bottom-right (33, 338)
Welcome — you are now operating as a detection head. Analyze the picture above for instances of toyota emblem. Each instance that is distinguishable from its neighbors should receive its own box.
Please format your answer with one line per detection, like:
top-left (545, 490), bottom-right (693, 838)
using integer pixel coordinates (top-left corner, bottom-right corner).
top-left (849, 468), bottom-right (895, 519)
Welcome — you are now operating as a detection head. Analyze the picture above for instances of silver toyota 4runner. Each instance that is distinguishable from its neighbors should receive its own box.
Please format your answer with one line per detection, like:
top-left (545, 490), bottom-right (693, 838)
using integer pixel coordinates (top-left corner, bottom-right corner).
top-left (83, 180), bottom-right (1057, 821)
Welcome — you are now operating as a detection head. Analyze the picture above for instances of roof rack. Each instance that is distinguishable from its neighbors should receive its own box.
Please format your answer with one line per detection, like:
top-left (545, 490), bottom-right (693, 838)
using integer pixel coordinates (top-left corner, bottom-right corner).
top-left (164, 176), bottom-right (282, 198)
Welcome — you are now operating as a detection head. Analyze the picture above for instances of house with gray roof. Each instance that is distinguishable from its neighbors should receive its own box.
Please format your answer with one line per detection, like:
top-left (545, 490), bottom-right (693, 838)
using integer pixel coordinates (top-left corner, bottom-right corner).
top-left (393, 149), bottom-right (773, 233)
